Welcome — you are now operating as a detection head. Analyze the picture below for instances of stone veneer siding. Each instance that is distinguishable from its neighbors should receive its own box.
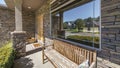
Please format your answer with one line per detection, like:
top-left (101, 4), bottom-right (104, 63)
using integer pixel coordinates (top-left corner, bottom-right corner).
top-left (0, 6), bottom-right (35, 47)
top-left (36, 0), bottom-right (53, 45)
top-left (0, 6), bottom-right (15, 47)
top-left (22, 11), bottom-right (35, 38)
top-left (98, 0), bottom-right (120, 67)
top-left (11, 31), bottom-right (27, 58)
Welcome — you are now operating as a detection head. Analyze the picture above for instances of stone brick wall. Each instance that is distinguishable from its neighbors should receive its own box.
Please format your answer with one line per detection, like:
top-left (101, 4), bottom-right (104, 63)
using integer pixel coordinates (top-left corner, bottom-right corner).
top-left (22, 11), bottom-right (35, 38)
top-left (11, 31), bottom-right (27, 58)
top-left (35, 0), bottom-right (53, 45)
top-left (0, 7), bottom-right (15, 47)
top-left (0, 6), bottom-right (35, 47)
top-left (98, 0), bottom-right (120, 66)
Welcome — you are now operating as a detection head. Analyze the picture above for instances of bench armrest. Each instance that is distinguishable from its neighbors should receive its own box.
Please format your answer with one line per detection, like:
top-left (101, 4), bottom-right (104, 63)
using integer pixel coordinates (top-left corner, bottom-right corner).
top-left (89, 62), bottom-right (96, 68)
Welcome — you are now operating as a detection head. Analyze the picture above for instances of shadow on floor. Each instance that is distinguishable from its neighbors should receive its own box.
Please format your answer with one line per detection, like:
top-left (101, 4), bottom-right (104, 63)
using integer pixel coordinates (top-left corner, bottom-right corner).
top-left (14, 57), bottom-right (34, 68)
top-left (26, 47), bottom-right (42, 56)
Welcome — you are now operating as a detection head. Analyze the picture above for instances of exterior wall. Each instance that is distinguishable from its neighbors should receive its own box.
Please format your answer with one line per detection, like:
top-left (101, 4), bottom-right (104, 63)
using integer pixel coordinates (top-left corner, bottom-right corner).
top-left (0, 7), bottom-right (15, 47)
top-left (22, 11), bottom-right (35, 38)
top-left (98, 0), bottom-right (120, 67)
top-left (35, 0), bottom-right (53, 45)
top-left (51, 16), bottom-right (60, 38)
top-left (0, 6), bottom-right (35, 47)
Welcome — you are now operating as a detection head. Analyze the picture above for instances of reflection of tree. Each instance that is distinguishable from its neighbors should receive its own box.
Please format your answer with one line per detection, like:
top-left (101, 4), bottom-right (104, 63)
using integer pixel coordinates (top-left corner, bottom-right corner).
top-left (84, 17), bottom-right (100, 31)
top-left (86, 17), bottom-right (93, 22)
top-left (86, 19), bottom-right (92, 31)
top-left (63, 16), bottom-right (100, 31)
top-left (63, 22), bottom-right (68, 29)
top-left (87, 22), bottom-right (91, 31)
top-left (84, 17), bottom-right (93, 27)
top-left (75, 19), bottom-right (84, 32)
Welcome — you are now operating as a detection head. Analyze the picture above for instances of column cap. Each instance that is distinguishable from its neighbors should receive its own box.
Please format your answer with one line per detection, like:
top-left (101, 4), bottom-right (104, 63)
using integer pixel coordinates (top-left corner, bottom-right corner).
top-left (11, 31), bottom-right (26, 34)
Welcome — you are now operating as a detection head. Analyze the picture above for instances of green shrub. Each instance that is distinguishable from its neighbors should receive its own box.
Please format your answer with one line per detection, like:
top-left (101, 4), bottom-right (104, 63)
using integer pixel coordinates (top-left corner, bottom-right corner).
top-left (67, 35), bottom-right (99, 48)
top-left (0, 42), bottom-right (14, 68)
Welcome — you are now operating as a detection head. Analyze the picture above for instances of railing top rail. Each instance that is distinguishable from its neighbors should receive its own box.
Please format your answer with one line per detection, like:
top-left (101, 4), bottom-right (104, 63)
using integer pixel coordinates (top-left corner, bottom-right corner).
top-left (54, 38), bottom-right (98, 51)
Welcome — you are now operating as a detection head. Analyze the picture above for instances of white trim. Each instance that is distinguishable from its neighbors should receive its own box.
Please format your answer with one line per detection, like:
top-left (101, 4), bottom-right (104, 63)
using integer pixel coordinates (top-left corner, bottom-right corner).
top-left (92, 0), bottom-right (95, 48)
top-left (99, 0), bottom-right (102, 50)
top-left (50, 0), bottom-right (56, 4)
top-left (93, 0), bottom-right (101, 50)
top-left (51, 0), bottom-right (75, 13)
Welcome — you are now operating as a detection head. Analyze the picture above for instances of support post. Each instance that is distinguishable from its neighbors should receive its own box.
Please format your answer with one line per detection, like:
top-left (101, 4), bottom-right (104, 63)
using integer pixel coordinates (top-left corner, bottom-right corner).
top-left (59, 12), bottom-right (63, 30)
top-left (14, 0), bottom-right (23, 31)
top-left (11, 0), bottom-right (27, 58)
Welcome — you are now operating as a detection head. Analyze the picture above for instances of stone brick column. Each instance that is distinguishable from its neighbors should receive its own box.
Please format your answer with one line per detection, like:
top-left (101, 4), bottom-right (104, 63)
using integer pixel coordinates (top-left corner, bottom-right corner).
top-left (11, 31), bottom-right (27, 58)
top-left (11, 0), bottom-right (27, 58)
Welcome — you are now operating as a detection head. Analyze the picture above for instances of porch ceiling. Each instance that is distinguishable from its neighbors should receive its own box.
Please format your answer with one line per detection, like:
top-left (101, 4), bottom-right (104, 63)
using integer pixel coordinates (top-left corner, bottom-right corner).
top-left (51, 0), bottom-right (92, 14)
top-left (4, 0), bottom-right (45, 11)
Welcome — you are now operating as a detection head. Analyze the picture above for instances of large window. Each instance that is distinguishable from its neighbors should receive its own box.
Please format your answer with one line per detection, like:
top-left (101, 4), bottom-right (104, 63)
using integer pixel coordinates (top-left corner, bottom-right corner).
top-left (51, 0), bottom-right (101, 49)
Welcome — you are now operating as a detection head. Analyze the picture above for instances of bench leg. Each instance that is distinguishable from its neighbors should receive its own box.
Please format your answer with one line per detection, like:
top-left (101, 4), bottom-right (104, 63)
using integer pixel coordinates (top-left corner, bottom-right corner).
top-left (42, 47), bottom-right (44, 64)
top-left (42, 53), bottom-right (44, 64)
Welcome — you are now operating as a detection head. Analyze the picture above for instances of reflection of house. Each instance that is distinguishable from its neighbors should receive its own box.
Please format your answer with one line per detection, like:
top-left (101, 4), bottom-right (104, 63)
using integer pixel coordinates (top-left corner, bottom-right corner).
top-left (84, 21), bottom-right (100, 32)
top-left (66, 21), bottom-right (76, 29)
top-left (86, 21), bottom-right (100, 27)
top-left (93, 21), bottom-right (100, 27)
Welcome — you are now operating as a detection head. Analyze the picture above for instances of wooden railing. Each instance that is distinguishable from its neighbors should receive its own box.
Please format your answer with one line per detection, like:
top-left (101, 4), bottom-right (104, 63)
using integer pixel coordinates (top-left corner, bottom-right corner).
top-left (53, 38), bottom-right (96, 65)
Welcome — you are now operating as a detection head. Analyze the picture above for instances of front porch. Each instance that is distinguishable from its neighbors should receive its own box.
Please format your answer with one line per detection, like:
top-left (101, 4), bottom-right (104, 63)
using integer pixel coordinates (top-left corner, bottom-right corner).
top-left (14, 50), bottom-right (54, 68)
top-left (2, 0), bottom-right (120, 68)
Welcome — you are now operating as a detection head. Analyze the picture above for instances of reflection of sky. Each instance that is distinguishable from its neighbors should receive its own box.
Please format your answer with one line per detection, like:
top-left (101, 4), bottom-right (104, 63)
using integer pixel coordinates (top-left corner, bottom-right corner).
top-left (0, 0), bottom-right (7, 6)
top-left (64, 0), bottom-right (100, 22)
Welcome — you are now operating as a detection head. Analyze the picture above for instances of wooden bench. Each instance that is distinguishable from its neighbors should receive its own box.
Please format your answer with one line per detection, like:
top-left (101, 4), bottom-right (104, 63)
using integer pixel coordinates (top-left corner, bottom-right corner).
top-left (42, 38), bottom-right (96, 68)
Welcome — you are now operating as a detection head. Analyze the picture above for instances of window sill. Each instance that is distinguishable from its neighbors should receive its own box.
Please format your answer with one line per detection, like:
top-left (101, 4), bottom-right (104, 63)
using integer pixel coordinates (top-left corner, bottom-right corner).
top-left (54, 37), bottom-right (101, 51)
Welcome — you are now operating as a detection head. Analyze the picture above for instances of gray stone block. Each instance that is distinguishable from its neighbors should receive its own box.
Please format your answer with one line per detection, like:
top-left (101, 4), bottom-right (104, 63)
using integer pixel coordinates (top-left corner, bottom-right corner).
top-left (11, 31), bottom-right (27, 58)
top-left (116, 47), bottom-right (120, 53)
top-left (101, 0), bottom-right (120, 65)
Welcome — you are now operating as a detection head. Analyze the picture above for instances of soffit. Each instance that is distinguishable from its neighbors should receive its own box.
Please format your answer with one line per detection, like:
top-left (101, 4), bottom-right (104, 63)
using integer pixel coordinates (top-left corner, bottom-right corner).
top-left (4, 0), bottom-right (45, 11)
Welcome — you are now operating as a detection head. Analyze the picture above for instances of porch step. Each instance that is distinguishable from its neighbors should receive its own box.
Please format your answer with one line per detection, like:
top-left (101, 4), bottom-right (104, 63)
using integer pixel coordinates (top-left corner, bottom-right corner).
top-left (26, 43), bottom-right (41, 52)
top-left (26, 43), bottom-right (42, 55)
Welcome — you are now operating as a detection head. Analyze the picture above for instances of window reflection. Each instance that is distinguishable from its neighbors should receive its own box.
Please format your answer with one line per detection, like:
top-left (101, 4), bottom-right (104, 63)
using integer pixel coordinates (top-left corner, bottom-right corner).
top-left (52, 0), bottom-right (100, 48)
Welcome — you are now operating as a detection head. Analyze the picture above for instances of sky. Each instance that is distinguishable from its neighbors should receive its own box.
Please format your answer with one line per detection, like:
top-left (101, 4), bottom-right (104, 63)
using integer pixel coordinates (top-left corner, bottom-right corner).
top-left (64, 0), bottom-right (100, 22)
top-left (0, 0), bottom-right (6, 5)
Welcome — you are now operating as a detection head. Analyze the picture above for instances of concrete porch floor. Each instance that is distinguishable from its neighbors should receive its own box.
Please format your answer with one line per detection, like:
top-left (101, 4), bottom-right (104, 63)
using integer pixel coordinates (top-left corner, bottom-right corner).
top-left (13, 51), bottom-right (54, 68)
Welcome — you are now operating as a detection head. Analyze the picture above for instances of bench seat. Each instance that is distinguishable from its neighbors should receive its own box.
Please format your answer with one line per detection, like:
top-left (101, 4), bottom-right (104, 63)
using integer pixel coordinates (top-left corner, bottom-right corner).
top-left (45, 49), bottom-right (78, 68)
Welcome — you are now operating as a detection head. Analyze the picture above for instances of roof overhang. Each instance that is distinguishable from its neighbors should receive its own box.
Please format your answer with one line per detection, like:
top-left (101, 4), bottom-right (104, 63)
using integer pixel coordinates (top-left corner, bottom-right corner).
top-left (51, 0), bottom-right (93, 14)
top-left (4, 0), bottom-right (46, 11)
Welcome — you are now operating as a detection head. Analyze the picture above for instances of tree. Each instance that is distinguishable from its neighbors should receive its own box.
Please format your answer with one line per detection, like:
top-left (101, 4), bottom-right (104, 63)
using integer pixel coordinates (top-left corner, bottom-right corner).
top-left (87, 17), bottom-right (93, 22)
top-left (63, 22), bottom-right (68, 29)
top-left (95, 16), bottom-right (100, 22)
top-left (75, 19), bottom-right (84, 32)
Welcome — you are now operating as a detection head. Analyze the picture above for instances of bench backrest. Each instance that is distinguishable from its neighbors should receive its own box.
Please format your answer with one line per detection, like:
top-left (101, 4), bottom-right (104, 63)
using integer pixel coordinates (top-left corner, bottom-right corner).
top-left (53, 39), bottom-right (96, 65)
